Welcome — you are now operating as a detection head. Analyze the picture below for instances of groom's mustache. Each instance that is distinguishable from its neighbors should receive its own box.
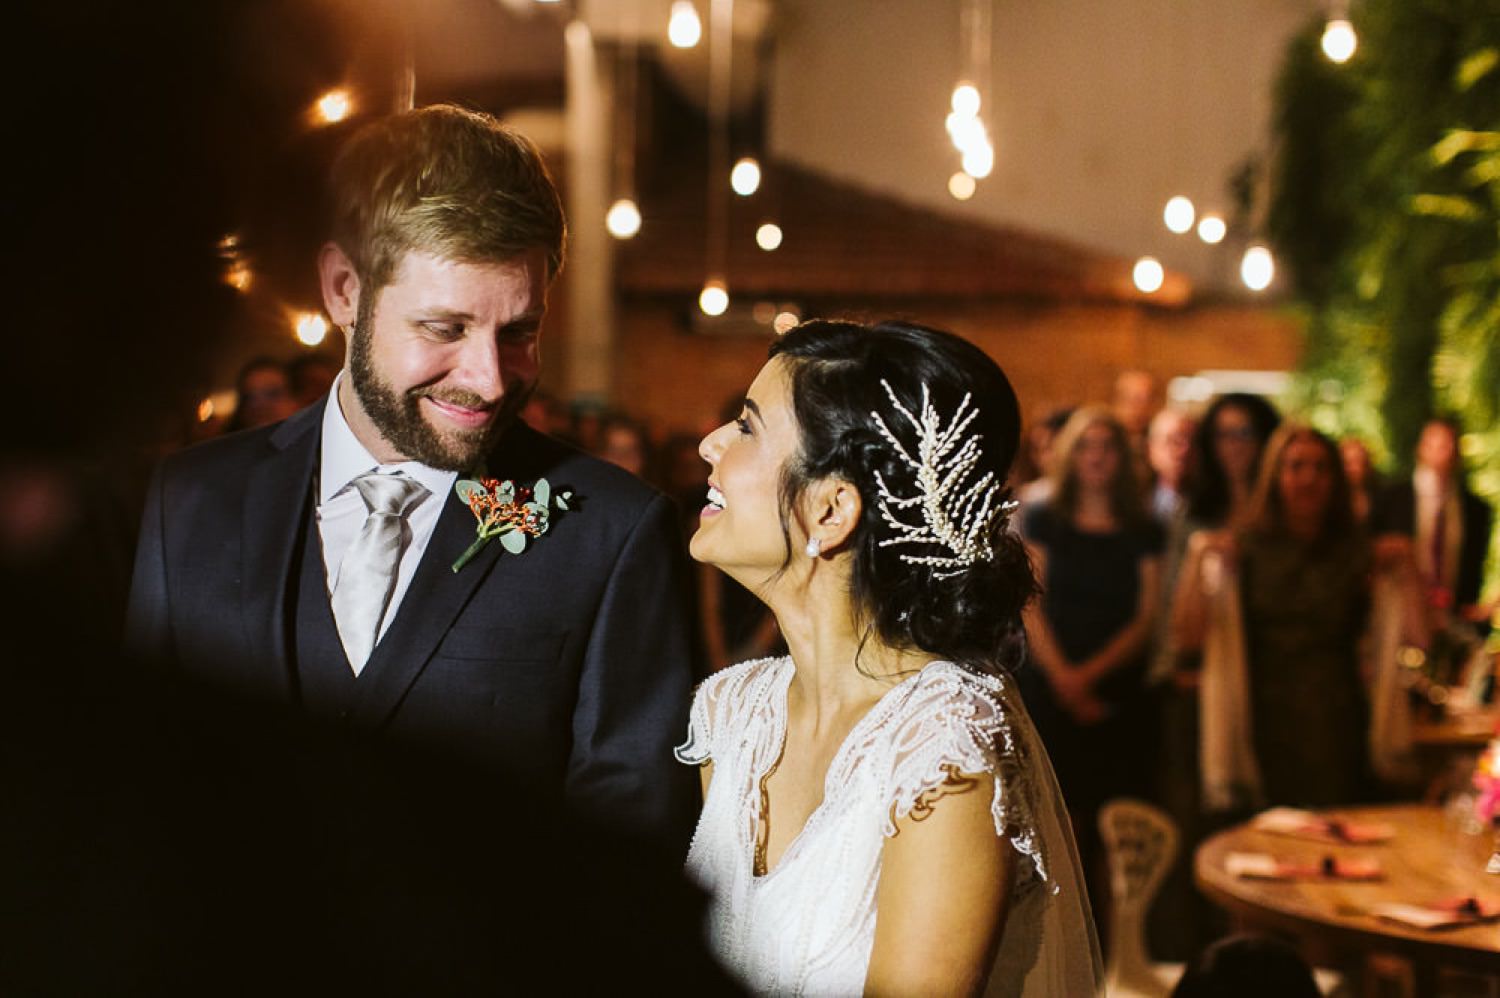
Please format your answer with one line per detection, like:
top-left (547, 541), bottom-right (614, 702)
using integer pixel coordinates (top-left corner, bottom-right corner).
top-left (411, 386), bottom-right (498, 411)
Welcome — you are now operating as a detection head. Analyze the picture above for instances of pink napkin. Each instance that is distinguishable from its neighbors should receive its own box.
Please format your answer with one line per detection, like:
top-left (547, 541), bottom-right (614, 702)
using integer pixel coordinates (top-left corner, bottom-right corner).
top-left (1250, 807), bottom-right (1395, 844)
top-left (1372, 897), bottom-right (1500, 929)
top-left (1226, 851), bottom-right (1383, 881)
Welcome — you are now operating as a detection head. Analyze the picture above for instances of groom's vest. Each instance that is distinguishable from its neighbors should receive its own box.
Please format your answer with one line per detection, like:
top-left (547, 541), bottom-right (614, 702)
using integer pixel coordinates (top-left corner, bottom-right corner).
top-left (291, 504), bottom-right (364, 719)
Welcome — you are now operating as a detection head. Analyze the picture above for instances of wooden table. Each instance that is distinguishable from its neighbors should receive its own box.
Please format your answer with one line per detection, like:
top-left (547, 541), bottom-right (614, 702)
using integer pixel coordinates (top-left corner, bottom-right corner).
top-left (1412, 706), bottom-right (1498, 750)
top-left (1194, 804), bottom-right (1500, 987)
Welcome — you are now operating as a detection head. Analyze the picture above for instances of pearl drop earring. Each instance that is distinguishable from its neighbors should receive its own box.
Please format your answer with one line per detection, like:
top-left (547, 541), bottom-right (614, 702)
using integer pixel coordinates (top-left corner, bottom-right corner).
top-left (805, 538), bottom-right (822, 558)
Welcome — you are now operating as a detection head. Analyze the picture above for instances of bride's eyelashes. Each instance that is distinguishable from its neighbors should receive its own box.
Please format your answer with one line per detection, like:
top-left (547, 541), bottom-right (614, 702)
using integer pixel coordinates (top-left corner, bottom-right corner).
top-left (735, 414), bottom-right (753, 436)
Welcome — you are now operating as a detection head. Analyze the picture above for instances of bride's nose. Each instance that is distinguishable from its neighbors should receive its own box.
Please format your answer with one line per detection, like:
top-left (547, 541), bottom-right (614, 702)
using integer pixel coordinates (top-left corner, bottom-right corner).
top-left (699, 424), bottom-right (729, 465)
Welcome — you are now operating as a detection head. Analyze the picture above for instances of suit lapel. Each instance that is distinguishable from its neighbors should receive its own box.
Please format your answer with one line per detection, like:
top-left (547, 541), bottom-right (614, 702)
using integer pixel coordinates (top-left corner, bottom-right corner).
top-left (240, 405), bottom-right (322, 699)
top-left (350, 425), bottom-right (550, 727)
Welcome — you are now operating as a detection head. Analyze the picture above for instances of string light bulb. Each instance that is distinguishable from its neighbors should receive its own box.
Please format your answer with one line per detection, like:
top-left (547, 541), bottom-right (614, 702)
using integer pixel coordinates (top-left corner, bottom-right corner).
top-left (314, 89), bottom-right (352, 125)
top-left (730, 157), bottom-right (761, 196)
top-left (1163, 196), bottom-right (1196, 234)
top-left (1133, 257), bottom-right (1165, 294)
top-left (1241, 246), bottom-right (1275, 291)
top-left (1321, 18), bottom-right (1357, 63)
top-left (294, 313), bottom-right (328, 346)
top-left (698, 280), bottom-right (728, 316)
top-left (1196, 213), bottom-right (1227, 244)
top-left (755, 223), bottom-right (783, 251)
top-left (961, 141), bottom-right (994, 179)
top-left (605, 198), bottom-right (642, 239)
top-left (948, 172), bottom-right (977, 200)
top-left (951, 82), bottom-right (981, 118)
top-left (668, 1), bottom-right (702, 48)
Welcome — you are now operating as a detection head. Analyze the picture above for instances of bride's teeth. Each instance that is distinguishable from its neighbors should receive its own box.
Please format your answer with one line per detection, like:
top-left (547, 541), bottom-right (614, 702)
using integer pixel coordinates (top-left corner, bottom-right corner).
top-left (706, 486), bottom-right (726, 509)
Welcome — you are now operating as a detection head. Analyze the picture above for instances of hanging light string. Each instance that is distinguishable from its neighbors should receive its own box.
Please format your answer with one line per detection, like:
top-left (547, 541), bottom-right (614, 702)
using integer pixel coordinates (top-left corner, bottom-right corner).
top-left (702, 0), bottom-right (734, 314)
top-left (964, 0), bottom-right (991, 111)
top-left (606, 3), bottom-right (642, 239)
top-left (948, 0), bottom-right (994, 185)
top-left (616, 12), bottom-right (638, 200)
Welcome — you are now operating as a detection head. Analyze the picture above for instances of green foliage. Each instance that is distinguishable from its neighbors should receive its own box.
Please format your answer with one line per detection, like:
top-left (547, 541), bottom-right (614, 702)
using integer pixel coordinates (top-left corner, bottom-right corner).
top-left (1269, 0), bottom-right (1500, 597)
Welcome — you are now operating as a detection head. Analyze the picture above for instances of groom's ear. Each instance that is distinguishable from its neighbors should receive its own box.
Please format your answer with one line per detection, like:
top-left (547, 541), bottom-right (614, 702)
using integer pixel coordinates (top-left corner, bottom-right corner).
top-left (809, 478), bottom-right (862, 554)
top-left (318, 242), bottom-right (362, 332)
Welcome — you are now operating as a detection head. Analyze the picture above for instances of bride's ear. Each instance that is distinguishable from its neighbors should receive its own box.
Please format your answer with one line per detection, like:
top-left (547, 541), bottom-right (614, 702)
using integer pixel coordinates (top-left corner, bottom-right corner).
top-left (805, 478), bottom-right (863, 555)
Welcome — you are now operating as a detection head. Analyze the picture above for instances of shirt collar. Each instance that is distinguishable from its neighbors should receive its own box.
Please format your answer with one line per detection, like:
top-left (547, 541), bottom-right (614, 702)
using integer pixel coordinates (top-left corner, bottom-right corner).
top-left (319, 371), bottom-right (458, 505)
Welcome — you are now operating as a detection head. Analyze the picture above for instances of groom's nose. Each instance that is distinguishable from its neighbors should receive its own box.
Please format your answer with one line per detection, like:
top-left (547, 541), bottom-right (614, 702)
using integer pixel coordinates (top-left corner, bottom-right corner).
top-left (450, 332), bottom-right (506, 403)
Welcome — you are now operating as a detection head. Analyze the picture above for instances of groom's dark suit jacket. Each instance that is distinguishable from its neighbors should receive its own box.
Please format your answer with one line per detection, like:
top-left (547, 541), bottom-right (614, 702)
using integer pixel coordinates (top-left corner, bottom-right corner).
top-left (127, 401), bottom-right (698, 844)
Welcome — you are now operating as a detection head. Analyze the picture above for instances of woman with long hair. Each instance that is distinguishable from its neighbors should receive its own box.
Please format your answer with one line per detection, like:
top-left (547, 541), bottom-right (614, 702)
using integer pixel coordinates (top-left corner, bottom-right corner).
top-left (1173, 424), bottom-right (1374, 807)
top-left (1018, 407), bottom-right (1164, 916)
top-left (678, 319), bottom-right (1101, 996)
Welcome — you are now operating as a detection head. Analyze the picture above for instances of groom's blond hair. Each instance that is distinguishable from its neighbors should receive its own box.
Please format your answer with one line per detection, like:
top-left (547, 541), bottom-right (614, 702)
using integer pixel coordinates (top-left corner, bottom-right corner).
top-left (327, 103), bottom-right (566, 294)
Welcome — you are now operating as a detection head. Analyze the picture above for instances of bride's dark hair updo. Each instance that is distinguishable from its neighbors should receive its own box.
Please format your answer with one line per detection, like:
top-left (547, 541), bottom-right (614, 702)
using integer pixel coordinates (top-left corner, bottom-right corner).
top-left (768, 319), bottom-right (1038, 672)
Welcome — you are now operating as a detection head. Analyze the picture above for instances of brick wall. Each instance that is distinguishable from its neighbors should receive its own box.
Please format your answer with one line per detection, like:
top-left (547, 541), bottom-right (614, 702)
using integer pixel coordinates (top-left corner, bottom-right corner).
top-left (594, 299), bottom-right (1303, 439)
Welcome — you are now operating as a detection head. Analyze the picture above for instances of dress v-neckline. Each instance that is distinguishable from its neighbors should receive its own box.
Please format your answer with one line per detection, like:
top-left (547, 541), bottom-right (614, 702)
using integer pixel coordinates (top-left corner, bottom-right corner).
top-left (750, 658), bottom-right (937, 882)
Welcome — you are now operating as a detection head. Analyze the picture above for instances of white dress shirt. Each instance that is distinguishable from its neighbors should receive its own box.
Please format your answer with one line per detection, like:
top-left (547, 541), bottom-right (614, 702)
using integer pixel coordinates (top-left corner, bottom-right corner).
top-left (318, 373), bottom-right (458, 666)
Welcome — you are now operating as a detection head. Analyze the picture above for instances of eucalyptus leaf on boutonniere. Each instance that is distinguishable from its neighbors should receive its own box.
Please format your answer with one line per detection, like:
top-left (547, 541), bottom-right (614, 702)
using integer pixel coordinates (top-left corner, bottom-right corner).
top-left (451, 476), bottom-right (573, 572)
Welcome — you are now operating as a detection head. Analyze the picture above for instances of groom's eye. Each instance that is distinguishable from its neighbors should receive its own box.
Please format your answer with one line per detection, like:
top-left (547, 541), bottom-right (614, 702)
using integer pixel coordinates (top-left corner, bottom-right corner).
top-left (420, 321), bottom-right (464, 340)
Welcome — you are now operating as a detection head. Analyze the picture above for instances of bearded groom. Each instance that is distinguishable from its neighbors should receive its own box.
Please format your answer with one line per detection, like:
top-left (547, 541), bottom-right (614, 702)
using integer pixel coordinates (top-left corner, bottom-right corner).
top-left (126, 105), bottom-right (697, 844)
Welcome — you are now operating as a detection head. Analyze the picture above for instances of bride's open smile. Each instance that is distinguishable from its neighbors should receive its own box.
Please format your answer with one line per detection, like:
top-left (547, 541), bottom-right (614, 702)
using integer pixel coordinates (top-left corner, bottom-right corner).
top-left (691, 357), bottom-right (809, 588)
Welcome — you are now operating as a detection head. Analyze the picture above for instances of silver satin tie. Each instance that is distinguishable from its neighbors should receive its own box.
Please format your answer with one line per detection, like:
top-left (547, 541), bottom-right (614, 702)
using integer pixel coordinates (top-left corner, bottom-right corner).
top-left (331, 472), bottom-right (429, 676)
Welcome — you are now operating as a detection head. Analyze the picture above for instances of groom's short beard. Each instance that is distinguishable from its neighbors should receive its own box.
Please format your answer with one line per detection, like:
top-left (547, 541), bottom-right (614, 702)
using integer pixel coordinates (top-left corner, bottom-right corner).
top-left (348, 297), bottom-right (532, 472)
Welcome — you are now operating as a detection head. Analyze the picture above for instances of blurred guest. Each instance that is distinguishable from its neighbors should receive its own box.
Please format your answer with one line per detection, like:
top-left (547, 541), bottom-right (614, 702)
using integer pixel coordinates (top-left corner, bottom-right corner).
top-left (521, 389), bottom-right (568, 438)
top-left (568, 402), bottom-right (606, 452)
top-left (1171, 933), bottom-right (1320, 998)
top-left (287, 353), bottom-right (340, 409)
top-left (1015, 406), bottom-right (1076, 506)
top-left (1020, 407), bottom-right (1163, 919)
top-left (1338, 436), bottom-right (1380, 527)
top-left (1173, 425), bottom-right (1373, 809)
top-left (1374, 417), bottom-right (1494, 627)
top-left (1148, 394), bottom-right (1280, 959)
top-left (1180, 394), bottom-right (1282, 534)
top-left (596, 412), bottom-right (652, 479)
top-left (1113, 369), bottom-right (1161, 443)
top-left (224, 356), bottom-right (297, 433)
top-left (1148, 408), bottom-right (1197, 523)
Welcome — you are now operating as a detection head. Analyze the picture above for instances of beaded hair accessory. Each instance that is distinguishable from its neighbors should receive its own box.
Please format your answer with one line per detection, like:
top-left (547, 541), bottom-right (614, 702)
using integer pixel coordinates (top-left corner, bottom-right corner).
top-left (870, 379), bottom-right (1016, 578)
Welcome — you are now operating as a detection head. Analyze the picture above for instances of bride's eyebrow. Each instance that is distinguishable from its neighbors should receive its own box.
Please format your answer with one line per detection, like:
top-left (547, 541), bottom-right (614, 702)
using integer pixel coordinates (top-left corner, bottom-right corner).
top-left (743, 398), bottom-right (764, 424)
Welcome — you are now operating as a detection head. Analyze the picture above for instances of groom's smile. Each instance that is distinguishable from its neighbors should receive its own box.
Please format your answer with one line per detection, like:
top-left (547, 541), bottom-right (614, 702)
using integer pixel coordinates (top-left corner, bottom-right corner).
top-left (334, 248), bottom-right (547, 471)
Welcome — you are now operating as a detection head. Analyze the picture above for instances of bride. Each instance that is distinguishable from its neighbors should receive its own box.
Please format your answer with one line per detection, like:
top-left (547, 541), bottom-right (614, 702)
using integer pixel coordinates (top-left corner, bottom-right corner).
top-left (677, 319), bottom-right (1102, 996)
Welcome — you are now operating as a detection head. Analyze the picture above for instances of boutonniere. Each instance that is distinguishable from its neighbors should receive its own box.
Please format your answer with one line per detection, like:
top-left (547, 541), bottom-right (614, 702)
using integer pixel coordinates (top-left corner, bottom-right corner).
top-left (450, 476), bottom-right (573, 573)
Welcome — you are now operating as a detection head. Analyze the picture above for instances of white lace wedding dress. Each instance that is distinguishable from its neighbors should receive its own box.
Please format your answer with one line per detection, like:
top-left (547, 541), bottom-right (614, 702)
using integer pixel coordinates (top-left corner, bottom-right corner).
top-left (677, 657), bottom-right (1103, 996)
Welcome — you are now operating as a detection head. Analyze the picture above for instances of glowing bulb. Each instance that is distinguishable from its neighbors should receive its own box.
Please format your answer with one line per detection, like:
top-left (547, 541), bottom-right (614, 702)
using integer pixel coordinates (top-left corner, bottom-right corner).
top-left (951, 83), bottom-right (981, 118)
top-left (698, 281), bottom-right (728, 316)
top-left (224, 261), bottom-right (253, 292)
top-left (295, 313), bottom-right (329, 346)
top-left (1241, 246), bottom-right (1275, 291)
top-left (1133, 257), bottom-right (1165, 294)
top-left (1196, 213), bottom-right (1227, 244)
top-left (315, 89), bottom-right (352, 124)
top-left (196, 398), bottom-right (215, 422)
top-left (755, 223), bottom-right (783, 251)
top-left (962, 141), bottom-right (994, 179)
top-left (948, 172), bottom-right (976, 200)
top-left (1163, 195), bottom-right (1196, 234)
top-left (773, 310), bottom-right (800, 334)
top-left (1321, 19), bottom-right (1357, 63)
top-left (946, 112), bottom-right (987, 154)
top-left (730, 158), bottom-right (762, 196)
top-left (605, 198), bottom-right (642, 239)
top-left (668, 1), bottom-right (702, 48)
